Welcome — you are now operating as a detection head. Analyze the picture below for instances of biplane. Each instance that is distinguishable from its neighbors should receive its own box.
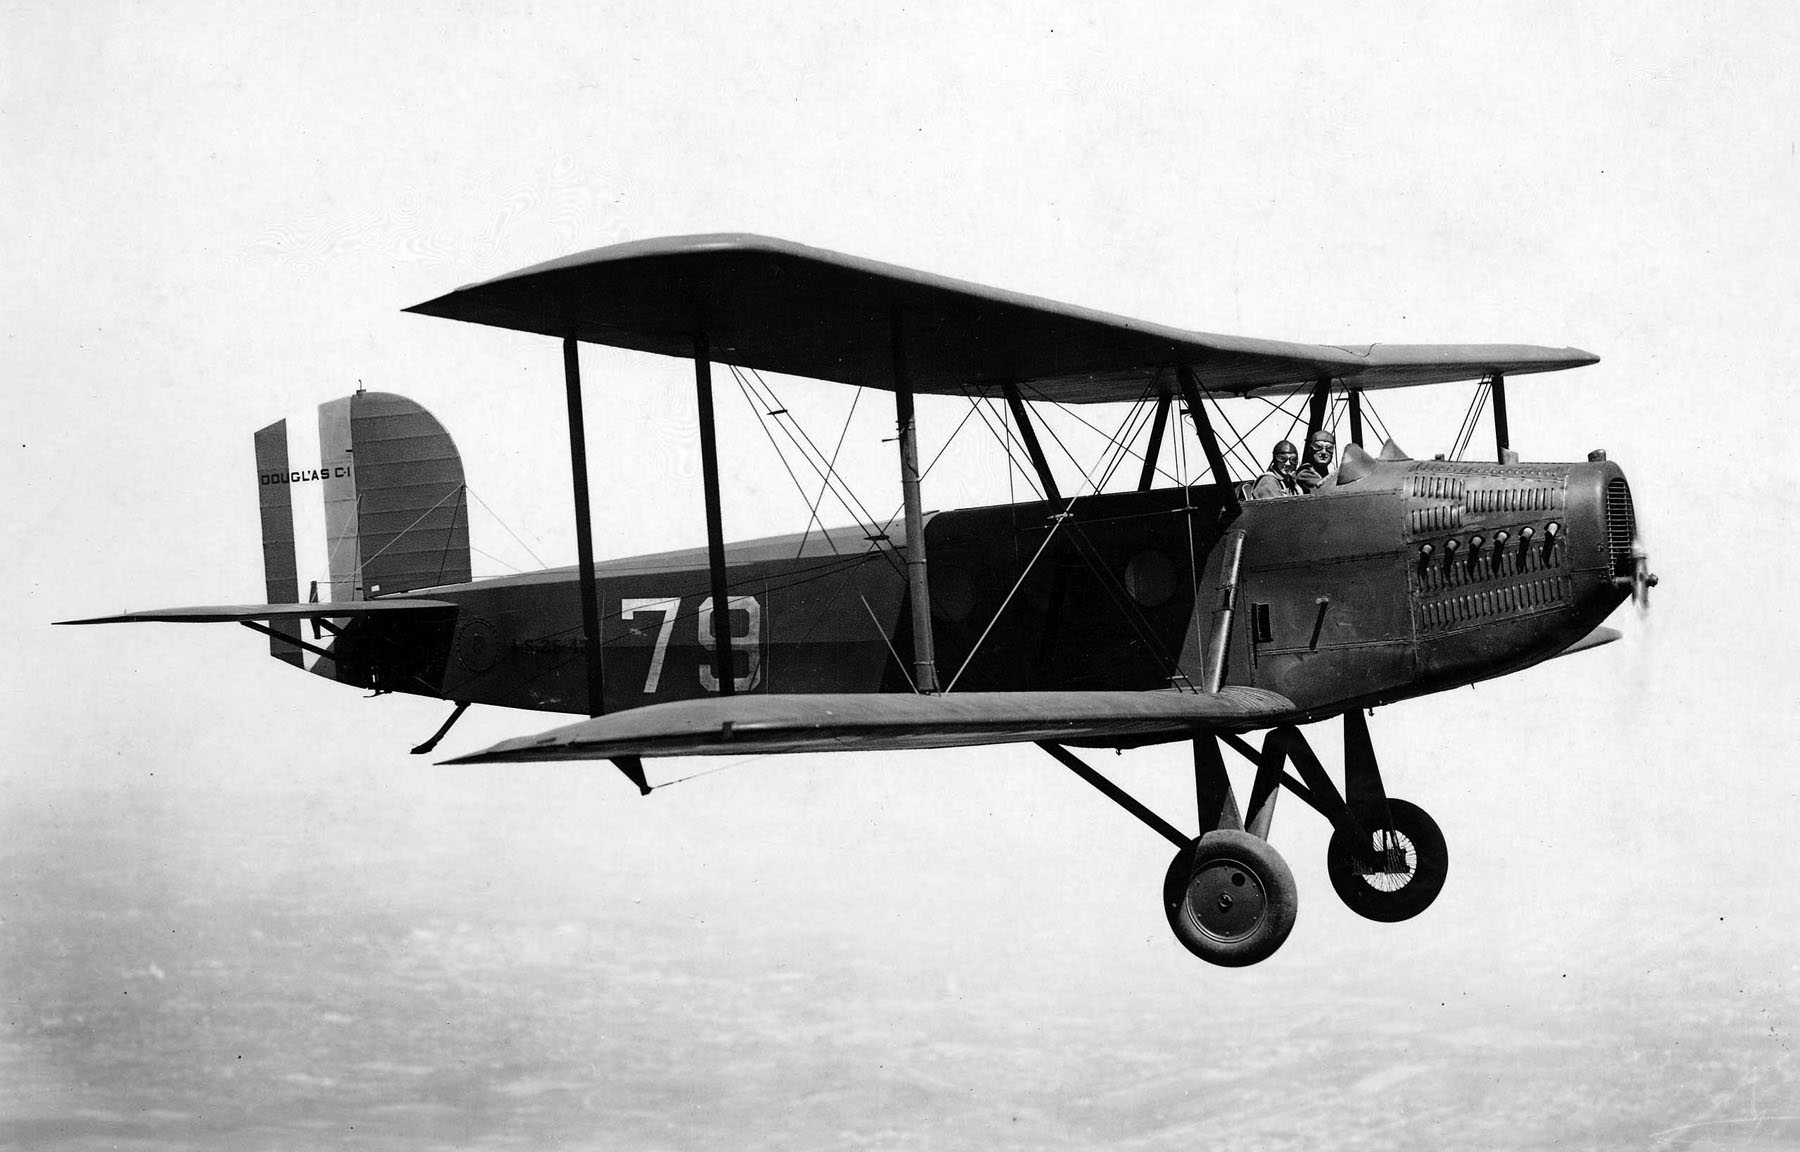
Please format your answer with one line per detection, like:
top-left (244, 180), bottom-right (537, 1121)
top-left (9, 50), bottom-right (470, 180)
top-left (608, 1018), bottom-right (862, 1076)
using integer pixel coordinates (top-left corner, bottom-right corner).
top-left (60, 235), bottom-right (1655, 966)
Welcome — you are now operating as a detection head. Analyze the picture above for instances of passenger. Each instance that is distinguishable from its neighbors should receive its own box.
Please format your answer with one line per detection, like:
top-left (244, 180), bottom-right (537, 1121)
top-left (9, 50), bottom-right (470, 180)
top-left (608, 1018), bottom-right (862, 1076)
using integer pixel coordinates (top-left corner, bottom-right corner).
top-left (1248, 440), bottom-right (1301, 499)
top-left (1295, 428), bottom-right (1337, 493)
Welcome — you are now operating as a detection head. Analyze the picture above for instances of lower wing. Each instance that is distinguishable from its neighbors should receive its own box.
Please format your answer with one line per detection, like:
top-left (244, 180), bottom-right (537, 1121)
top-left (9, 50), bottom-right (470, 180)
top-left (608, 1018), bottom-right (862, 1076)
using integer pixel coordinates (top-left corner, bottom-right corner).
top-left (443, 687), bottom-right (1297, 764)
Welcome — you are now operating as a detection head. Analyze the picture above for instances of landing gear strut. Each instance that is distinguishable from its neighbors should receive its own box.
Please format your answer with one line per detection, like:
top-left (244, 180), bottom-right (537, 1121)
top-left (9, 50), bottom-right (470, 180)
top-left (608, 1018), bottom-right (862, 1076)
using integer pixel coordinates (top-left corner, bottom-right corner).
top-left (1040, 708), bottom-right (1448, 967)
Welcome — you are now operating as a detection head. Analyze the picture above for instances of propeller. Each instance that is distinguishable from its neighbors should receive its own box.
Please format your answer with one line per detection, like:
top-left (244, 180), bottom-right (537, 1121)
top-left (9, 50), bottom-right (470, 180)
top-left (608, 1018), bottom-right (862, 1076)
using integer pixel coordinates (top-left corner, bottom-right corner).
top-left (1616, 534), bottom-right (1659, 614)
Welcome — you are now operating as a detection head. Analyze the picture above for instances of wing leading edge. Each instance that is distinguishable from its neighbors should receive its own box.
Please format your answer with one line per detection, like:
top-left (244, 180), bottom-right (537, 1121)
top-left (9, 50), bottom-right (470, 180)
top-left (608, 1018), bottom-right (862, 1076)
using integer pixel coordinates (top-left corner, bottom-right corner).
top-left (442, 687), bottom-right (1298, 764)
top-left (406, 233), bottom-right (1597, 404)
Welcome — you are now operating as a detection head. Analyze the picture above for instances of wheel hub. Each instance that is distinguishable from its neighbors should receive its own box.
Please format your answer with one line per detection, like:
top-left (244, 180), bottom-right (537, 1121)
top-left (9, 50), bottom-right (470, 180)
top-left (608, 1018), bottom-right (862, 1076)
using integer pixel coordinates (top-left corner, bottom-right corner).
top-left (1184, 857), bottom-right (1268, 941)
top-left (1351, 829), bottom-right (1419, 891)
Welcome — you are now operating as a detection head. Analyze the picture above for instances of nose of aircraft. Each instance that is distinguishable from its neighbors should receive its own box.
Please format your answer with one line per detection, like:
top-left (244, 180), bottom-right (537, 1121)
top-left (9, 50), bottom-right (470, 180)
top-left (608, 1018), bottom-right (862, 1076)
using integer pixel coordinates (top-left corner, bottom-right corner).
top-left (1567, 454), bottom-right (1655, 614)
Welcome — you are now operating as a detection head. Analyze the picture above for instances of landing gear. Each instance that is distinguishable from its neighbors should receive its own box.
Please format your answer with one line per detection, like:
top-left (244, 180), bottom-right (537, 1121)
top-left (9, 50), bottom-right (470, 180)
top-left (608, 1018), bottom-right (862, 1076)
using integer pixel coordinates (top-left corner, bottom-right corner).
top-left (1164, 830), bottom-right (1297, 966)
top-left (1039, 708), bottom-right (1450, 968)
top-left (1325, 798), bottom-right (1446, 922)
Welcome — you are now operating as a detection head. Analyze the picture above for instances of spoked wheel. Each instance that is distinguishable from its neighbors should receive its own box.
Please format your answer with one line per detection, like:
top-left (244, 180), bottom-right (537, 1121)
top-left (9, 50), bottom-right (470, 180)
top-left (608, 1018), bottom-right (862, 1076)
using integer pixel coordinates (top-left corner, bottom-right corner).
top-left (1163, 830), bottom-right (1298, 967)
top-left (1325, 798), bottom-right (1448, 922)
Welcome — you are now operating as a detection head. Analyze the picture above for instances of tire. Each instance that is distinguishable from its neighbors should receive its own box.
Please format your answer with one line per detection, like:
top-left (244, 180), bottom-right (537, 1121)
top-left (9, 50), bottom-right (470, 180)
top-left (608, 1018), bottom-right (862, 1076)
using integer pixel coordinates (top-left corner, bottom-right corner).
top-left (1163, 830), bottom-right (1298, 967)
top-left (1325, 798), bottom-right (1448, 923)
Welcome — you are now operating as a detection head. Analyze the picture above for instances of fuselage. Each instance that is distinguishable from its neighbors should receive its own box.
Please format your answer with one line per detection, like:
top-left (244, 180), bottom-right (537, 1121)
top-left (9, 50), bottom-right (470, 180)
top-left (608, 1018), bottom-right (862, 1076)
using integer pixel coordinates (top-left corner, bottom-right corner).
top-left (319, 454), bottom-right (1635, 732)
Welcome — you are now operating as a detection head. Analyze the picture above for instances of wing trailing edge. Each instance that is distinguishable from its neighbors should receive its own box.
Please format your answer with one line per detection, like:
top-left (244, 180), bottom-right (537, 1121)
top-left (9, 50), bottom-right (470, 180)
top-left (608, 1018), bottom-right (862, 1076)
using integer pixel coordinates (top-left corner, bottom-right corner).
top-left (441, 687), bottom-right (1297, 764)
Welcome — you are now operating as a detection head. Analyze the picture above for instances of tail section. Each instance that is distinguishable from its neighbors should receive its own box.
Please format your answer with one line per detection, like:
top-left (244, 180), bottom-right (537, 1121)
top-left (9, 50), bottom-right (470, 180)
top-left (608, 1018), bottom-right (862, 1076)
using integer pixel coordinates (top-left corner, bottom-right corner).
top-left (253, 421), bottom-right (305, 665)
top-left (255, 390), bottom-right (471, 669)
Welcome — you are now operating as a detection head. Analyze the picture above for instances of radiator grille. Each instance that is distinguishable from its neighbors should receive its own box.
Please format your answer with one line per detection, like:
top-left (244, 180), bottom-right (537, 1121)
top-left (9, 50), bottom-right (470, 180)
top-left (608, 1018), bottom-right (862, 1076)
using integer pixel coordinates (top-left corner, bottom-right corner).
top-left (1606, 478), bottom-right (1636, 576)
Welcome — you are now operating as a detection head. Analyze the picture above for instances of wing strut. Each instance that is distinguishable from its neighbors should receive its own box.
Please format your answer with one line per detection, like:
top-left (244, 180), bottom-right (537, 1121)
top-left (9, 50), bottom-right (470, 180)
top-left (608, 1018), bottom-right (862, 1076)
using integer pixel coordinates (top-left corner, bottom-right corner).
top-left (892, 310), bottom-right (939, 693)
top-left (1137, 392), bottom-right (1172, 491)
top-left (1491, 371), bottom-right (1512, 463)
top-left (693, 335), bottom-right (735, 697)
top-left (1174, 365), bottom-right (1237, 508)
top-left (1002, 384), bottom-right (1062, 504)
top-left (1347, 387), bottom-right (1365, 449)
top-left (1038, 742), bottom-right (1188, 848)
top-left (563, 337), bottom-right (607, 717)
top-left (1303, 377), bottom-right (1331, 447)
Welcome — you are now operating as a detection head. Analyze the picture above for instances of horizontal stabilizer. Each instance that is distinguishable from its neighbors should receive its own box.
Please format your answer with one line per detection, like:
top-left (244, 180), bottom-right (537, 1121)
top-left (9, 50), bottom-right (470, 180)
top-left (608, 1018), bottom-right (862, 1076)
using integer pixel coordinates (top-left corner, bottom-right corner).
top-left (442, 687), bottom-right (1297, 764)
top-left (56, 599), bottom-right (456, 625)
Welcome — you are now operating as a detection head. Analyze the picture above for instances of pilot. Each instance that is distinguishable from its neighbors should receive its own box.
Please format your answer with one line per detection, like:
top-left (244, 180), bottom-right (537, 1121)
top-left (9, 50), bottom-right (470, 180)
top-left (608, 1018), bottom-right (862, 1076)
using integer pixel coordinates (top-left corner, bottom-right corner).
top-left (1295, 428), bottom-right (1337, 493)
top-left (1248, 440), bottom-right (1301, 499)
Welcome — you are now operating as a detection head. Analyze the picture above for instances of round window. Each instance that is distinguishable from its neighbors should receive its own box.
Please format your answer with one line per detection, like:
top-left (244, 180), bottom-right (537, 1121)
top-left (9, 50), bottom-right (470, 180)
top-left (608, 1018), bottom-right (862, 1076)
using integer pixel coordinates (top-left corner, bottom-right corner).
top-left (1124, 550), bottom-right (1176, 607)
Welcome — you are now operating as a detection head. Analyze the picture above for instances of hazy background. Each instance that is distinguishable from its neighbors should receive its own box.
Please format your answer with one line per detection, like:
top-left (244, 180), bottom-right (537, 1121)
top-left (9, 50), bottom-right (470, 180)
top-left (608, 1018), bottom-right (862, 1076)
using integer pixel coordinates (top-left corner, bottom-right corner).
top-left (5, 3), bottom-right (1796, 1148)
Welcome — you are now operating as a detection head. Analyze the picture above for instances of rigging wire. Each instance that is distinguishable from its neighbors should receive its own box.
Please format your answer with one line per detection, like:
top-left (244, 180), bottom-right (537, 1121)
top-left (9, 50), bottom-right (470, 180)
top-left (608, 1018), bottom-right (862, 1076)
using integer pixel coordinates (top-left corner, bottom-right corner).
top-left (1024, 386), bottom-right (1179, 492)
top-left (1361, 390), bottom-right (1397, 448)
top-left (466, 485), bottom-right (548, 570)
top-left (1450, 378), bottom-right (1492, 461)
top-left (941, 393), bottom-right (1152, 693)
top-left (650, 754), bottom-right (779, 791)
top-left (793, 386), bottom-right (862, 558)
top-left (1018, 387), bottom-right (1162, 500)
top-left (1193, 387), bottom-right (1261, 479)
top-left (468, 545), bottom-right (525, 574)
top-left (920, 394), bottom-right (986, 483)
top-left (960, 393), bottom-right (1042, 500)
top-left (350, 482), bottom-right (465, 576)
top-left (1093, 394), bottom-right (1159, 492)
top-left (732, 367), bottom-right (903, 579)
top-left (744, 367), bottom-right (910, 549)
top-left (1237, 384), bottom-right (1312, 451)
top-left (733, 372), bottom-right (846, 558)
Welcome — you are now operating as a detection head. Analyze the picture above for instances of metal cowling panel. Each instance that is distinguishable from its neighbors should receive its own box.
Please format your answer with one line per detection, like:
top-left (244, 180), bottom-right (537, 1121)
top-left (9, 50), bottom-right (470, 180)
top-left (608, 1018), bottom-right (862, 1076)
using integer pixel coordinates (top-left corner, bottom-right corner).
top-left (1606, 478), bottom-right (1636, 576)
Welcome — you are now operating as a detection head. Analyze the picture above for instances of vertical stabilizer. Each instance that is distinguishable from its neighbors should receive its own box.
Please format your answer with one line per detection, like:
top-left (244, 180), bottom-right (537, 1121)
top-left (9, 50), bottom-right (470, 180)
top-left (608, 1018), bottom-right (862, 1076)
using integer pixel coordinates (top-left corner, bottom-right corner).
top-left (319, 396), bottom-right (359, 600)
top-left (253, 392), bottom-right (470, 673)
top-left (253, 420), bottom-right (304, 666)
top-left (347, 392), bottom-right (470, 596)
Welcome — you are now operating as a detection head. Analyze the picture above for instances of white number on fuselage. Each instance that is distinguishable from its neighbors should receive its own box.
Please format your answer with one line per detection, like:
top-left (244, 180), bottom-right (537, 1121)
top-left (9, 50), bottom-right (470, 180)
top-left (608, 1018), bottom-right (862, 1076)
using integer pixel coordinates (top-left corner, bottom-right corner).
top-left (620, 597), bottom-right (681, 693)
top-left (622, 595), bottom-right (763, 694)
top-left (698, 595), bottom-right (762, 693)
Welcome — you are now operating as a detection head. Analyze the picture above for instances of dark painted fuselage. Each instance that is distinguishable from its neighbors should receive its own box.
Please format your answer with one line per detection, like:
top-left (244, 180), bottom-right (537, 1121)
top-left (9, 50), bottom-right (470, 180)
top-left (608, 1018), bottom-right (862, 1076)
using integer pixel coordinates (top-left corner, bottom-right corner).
top-left (320, 456), bottom-right (1635, 732)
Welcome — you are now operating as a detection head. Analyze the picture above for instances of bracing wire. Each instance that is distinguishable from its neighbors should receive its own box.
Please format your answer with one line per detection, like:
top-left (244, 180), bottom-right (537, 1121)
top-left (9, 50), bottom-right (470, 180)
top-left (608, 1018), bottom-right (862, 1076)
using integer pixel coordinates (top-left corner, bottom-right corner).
top-left (744, 368), bottom-right (901, 541)
top-left (1450, 378), bottom-right (1492, 461)
top-left (469, 544), bottom-right (527, 574)
top-left (733, 372), bottom-right (847, 557)
top-left (1194, 389), bottom-right (1261, 479)
top-left (732, 367), bottom-right (900, 574)
top-left (466, 486), bottom-right (549, 570)
top-left (351, 482), bottom-right (464, 574)
top-left (1361, 391), bottom-right (1397, 449)
top-left (794, 386), bottom-right (863, 557)
top-left (941, 392), bottom-right (1157, 693)
top-left (1016, 386), bottom-right (1174, 490)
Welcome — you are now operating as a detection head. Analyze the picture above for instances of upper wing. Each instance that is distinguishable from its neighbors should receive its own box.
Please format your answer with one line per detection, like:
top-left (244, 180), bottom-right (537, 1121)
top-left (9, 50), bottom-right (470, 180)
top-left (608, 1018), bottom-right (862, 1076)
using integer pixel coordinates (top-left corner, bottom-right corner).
top-left (406, 233), bottom-right (1597, 403)
top-left (55, 599), bottom-right (456, 625)
top-left (441, 687), bottom-right (1297, 764)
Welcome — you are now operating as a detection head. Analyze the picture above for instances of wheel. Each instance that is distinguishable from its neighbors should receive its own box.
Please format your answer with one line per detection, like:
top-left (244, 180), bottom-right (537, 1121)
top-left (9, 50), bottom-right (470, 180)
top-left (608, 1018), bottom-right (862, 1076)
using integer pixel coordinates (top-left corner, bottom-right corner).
top-left (1163, 830), bottom-right (1298, 967)
top-left (1325, 798), bottom-right (1448, 923)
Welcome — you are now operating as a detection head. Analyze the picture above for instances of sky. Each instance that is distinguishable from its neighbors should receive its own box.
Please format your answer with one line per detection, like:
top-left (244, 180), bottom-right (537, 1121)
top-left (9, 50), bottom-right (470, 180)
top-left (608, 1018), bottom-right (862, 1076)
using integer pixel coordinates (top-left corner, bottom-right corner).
top-left (4, 3), bottom-right (1798, 1148)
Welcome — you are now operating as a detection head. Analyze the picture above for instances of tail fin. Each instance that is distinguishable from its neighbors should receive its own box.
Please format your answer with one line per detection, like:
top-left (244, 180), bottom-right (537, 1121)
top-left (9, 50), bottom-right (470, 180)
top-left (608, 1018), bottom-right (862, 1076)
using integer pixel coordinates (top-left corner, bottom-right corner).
top-left (255, 391), bottom-right (471, 666)
top-left (253, 421), bottom-right (305, 665)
